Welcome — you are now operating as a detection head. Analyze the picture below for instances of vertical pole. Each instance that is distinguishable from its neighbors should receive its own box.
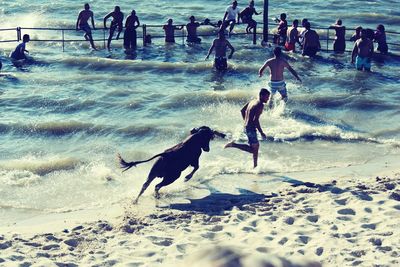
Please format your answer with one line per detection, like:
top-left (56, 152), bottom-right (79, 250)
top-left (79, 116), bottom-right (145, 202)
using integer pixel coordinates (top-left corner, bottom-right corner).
top-left (16, 27), bottom-right (21, 42)
top-left (104, 29), bottom-right (107, 49)
top-left (182, 27), bottom-right (184, 45)
top-left (62, 30), bottom-right (65, 52)
top-left (253, 26), bottom-right (257, 44)
top-left (326, 28), bottom-right (329, 52)
top-left (143, 24), bottom-right (147, 46)
top-left (263, 0), bottom-right (269, 43)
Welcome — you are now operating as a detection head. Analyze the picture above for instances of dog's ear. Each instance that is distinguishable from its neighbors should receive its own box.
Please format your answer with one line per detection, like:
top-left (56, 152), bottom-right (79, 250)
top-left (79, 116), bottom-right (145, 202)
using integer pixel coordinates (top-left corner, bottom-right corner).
top-left (190, 128), bottom-right (199, 135)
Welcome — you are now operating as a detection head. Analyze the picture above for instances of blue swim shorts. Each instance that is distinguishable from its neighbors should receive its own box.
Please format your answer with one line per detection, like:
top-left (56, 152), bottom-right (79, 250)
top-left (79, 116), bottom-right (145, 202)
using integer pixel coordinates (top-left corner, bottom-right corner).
top-left (355, 56), bottom-right (371, 70)
top-left (269, 80), bottom-right (287, 97)
top-left (80, 23), bottom-right (92, 34)
top-left (245, 126), bottom-right (258, 145)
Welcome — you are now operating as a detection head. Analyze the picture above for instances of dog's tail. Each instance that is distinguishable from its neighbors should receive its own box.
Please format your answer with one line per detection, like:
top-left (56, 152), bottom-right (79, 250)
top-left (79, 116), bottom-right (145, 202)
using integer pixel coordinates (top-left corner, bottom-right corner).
top-left (117, 153), bottom-right (164, 172)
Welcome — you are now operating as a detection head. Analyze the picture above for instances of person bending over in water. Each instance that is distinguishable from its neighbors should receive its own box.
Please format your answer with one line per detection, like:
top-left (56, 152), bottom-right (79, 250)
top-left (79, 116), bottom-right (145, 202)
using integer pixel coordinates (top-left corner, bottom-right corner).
top-left (76, 3), bottom-right (97, 50)
top-left (225, 89), bottom-right (270, 168)
top-left (104, 6), bottom-right (124, 51)
top-left (351, 29), bottom-right (374, 71)
top-left (259, 47), bottom-right (301, 102)
top-left (163, 19), bottom-right (183, 43)
top-left (10, 34), bottom-right (30, 60)
top-left (205, 31), bottom-right (235, 71)
top-left (124, 10), bottom-right (140, 51)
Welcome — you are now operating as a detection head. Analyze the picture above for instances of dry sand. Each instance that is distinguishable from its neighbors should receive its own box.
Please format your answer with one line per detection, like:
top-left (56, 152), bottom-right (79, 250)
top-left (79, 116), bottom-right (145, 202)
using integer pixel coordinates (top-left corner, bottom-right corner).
top-left (1, 170), bottom-right (399, 267)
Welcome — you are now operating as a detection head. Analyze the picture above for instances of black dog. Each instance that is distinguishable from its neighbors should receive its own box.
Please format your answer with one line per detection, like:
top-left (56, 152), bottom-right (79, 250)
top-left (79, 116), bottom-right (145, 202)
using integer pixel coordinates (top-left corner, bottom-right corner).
top-left (118, 126), bottom-right (225, 203)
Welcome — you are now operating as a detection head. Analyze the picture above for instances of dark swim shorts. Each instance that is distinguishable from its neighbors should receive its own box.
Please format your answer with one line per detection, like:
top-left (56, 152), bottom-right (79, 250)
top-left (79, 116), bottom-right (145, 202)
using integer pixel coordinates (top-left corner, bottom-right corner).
top-left (245, 126), bottom-right (258, 145)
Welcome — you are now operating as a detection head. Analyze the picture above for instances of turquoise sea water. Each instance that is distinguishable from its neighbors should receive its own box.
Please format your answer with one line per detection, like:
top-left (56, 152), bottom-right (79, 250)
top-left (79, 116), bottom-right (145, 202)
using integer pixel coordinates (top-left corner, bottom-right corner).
top-left (0, 1), bottom-right (399, 224)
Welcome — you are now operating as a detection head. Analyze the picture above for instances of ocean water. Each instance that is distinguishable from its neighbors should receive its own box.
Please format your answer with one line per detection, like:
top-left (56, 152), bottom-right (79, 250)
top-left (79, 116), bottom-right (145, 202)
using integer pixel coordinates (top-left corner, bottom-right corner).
top-left (0, 1), bottom-right (399, 225)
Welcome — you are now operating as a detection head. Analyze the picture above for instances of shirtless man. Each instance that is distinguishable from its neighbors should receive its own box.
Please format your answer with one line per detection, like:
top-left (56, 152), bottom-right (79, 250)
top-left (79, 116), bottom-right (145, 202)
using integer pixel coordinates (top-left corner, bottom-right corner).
top-left (186, 16), bottom-right (202, 43)
top-left (259, 47), bottom-right (301, 102)
top-left (163, 19), bottom-right (183, 43)
top-left (104, 6), bottom-right (124, 51)
top-left (329, 19), bottom-right (346, 52)
top-left (124, 10), bottom-right (140, 51)
top-left (285, 19), bottom-right (300, 52)
top-left (205, 31), bottom-right (235, 71)
top-left (275, 13), bottom-right (288, 45)
top-left (224, 89), bottom-right (270, 168)
top-left (351, 29), bottom-right (374, 71)
top-left (240, 0), bottom-right (261, 34)
top-left (302, 22), bottom-right (320, 57)
top-left (76, 3), bottom-right (97, 50)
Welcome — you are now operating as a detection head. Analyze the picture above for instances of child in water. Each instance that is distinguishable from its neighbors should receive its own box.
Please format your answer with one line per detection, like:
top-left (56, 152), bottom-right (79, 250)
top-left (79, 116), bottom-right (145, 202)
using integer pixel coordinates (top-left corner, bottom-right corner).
top-left (10, 34), bottom-right (30, 60)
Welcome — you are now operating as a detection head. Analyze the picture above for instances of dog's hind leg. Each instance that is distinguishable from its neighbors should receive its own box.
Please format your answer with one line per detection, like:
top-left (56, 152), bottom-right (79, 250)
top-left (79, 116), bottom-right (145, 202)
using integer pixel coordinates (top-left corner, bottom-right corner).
top-left (133, 173), bottom-right (157, 204)
top-left (154, 174), bottom-right (180, 199)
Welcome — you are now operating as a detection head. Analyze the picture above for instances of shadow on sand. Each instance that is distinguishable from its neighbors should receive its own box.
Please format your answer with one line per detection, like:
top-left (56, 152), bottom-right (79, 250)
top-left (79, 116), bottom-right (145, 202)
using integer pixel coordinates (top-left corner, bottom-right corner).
top-left (168, 189), bottom-right (272, 215)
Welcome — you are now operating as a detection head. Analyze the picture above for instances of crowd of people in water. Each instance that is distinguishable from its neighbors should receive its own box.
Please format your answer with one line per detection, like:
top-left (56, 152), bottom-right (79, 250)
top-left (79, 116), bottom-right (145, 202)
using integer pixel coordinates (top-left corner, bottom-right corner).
top-left (0, 1), bottom-right (395, 168)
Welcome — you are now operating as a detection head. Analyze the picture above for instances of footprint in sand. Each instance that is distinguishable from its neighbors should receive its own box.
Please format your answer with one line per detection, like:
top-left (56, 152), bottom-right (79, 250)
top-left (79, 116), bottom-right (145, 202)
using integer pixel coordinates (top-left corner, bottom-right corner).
top-left (278, 237), bottom-right (288, 245)
top-left (242, 226), bottom-right (257, 232)
top-left (361, 223), bottom-right (377, 230)
top-left (210, 225), bottom-right (223, 232)
top-left (315, 247), bottom-right (324, 256)
top-left (284, 216), bottom-right (295, 225)
top-left (147, 236), bottom-right (174, 247)
top-left (42, 244), bottom-right (60, 251)
top-left (337, 208), bottom-right (356, 215)
top-left (256, 247), bottom-right (269, 253)
top-left (334, 198), bottom-right (348, 205)
top-left (368, 238), bottom-right (382, 246)
top-left (306, 215), bottom-right (319, 223)
top-left (296, 235), bottom-right (310, 244)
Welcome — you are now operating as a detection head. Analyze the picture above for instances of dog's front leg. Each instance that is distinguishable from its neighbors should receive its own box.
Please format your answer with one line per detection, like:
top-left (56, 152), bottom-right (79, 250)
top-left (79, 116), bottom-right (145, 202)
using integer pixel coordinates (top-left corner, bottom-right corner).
top-left (185, 165), bottom-right (199, 182)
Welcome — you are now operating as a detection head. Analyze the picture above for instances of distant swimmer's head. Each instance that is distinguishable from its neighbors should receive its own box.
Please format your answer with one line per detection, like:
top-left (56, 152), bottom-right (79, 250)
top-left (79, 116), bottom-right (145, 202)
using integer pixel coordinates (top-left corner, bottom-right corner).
top-left (84, 3), bottom-right (90, 10)
top-left (218, 30), bottom-right (226, 39)
top-left (23, 34), bottom-right (30, 43)
top-left (167, 18), bottom-right (173, 24)
top-left (301, 18), bottom-right (308, 27)
top-left (360, 29), bottom-right (367, 39)
top-left (114, 6), bottom-right (120, 12)
top-left (293, 19), bottom-right (299, 27)
top-left (377, 24), bottom-right (385, 32)
top-left (280, 13), bottom-right (287, 20)
top-left (273, 47), bottom-right (282, 58)
top-left (336, 19), bottom-right (342, 26)
top-left (305, 22), bottom-right (311, 30)
top-left (259, 88), bottom-right (271, 103)
top-left (249, 0), bottom-right (255, 7)
top-left (131, 10), bottom-right (136, 16)
top-left (355, 26), bottom-right (362, 33)
top-left (232, 1), bottom-right (238, 8)
top-left (189, 16), bottom-right (195, 22)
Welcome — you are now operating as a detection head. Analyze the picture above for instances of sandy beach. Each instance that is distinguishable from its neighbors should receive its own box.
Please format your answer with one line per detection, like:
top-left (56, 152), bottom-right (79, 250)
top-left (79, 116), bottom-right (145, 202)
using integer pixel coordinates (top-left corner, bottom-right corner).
top-left (1, 160), bottom-right (399, 267)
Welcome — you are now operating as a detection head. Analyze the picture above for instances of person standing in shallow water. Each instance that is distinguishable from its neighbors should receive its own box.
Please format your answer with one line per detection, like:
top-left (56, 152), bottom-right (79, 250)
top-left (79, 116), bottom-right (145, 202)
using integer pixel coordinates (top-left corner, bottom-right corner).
top-left (350, 26), bottom-right (362, 42)
top-left (104, 6), bottom-right (124, 51)
top-left (259, 47), bottom-right (301, 102)
top-left (205, 31), bottom-right (235, 71)
top-left (124, 10), bottom-right (140, 52)
top-left (351, 29), bottom-right (374, 71)
top-left (302, 22), bottom-right (320, 57)
top-left (163, 19), bottom-right (183, 43)
top-left (374, 24), bottom-right (388, 55)
top-left (285, 19), bottom-right (300, 52)
top-left (329, 19), bottom-right (346, 53)
top-left (224, 89), bottom-right (270, 168)
top-left (186, 16), bottom-right (202, 43)
top-left (76, 3), bottom-right (97, 50)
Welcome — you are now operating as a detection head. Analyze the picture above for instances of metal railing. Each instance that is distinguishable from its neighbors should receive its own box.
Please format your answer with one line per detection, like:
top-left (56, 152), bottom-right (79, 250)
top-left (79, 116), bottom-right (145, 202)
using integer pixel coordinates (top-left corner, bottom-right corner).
top-left (1, 23), bottom-right (399, 55)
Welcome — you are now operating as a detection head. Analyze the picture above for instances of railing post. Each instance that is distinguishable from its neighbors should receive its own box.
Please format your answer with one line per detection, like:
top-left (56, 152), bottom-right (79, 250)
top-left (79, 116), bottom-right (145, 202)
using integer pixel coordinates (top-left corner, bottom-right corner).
top-left (16, 27), bottom-right (21, 42)
top-left (253, 26), bottom-right (257, 45)
top-left (103, 28), bottom-right (106, 49)
top-left (143, 24), bottom-right (147, 46)
top-left (182, 27), bottom-right (185, 45)
top-left (62, 29), bottom-right (65, 52)
top-left (326, 28), bottom-right (329, 52)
